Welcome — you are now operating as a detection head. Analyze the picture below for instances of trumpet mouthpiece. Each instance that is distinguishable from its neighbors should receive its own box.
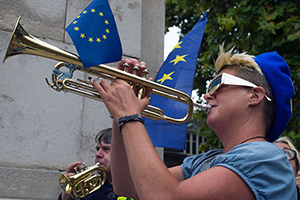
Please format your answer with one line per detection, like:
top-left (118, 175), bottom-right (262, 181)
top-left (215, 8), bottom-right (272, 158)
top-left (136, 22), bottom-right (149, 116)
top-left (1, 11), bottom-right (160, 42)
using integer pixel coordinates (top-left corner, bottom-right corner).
top-left (194, 102), bottom-right (211, 113)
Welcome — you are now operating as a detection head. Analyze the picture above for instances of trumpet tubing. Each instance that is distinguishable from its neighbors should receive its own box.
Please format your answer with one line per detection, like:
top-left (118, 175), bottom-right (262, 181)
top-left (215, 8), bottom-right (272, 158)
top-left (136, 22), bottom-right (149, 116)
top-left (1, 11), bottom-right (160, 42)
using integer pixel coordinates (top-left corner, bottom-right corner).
top-left (4, 16), bottom-right (211, 124)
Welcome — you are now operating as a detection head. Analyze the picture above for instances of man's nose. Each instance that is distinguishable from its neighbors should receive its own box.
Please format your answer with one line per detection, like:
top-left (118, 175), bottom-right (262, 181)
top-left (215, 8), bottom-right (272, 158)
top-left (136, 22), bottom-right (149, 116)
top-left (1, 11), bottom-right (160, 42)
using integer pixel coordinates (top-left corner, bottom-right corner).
top-left (95, 149), bottom-right (103, 157)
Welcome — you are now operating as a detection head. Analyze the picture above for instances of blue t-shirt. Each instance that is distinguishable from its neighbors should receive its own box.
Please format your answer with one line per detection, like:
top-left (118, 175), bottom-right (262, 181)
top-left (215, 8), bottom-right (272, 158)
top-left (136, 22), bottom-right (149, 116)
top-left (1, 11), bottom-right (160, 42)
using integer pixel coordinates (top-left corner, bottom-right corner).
top-left (182, 142), bottom-right (297, 199)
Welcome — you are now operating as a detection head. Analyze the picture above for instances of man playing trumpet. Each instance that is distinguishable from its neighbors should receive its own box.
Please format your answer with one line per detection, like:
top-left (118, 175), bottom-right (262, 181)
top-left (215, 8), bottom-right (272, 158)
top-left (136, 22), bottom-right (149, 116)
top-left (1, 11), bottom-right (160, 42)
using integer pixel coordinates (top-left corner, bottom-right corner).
top-left (58, 128), bottom-right (132, 200)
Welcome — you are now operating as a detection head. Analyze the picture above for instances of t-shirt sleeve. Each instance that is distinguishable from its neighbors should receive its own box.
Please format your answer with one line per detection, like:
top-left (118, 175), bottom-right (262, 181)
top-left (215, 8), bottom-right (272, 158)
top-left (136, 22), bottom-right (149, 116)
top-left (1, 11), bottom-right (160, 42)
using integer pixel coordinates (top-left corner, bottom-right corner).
top-left (181, 149), bottom-right (222, 180)
top-left (181, 154), bottom-right (198, 179)
top-left (211, 142), bottom-right (296, 199)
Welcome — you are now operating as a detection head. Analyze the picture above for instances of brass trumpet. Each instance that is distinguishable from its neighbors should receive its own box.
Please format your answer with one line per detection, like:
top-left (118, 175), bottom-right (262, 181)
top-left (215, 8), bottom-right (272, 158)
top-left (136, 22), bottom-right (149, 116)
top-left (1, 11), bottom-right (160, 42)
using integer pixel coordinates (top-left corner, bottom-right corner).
top-left (58, 162), bottom-right (106, 199)
top-left (3, 16), bottom-right (211, 124)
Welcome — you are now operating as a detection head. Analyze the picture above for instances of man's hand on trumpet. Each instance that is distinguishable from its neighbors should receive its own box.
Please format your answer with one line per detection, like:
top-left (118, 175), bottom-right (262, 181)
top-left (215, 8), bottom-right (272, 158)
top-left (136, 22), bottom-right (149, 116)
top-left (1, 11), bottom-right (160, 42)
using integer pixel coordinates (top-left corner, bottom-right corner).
top-left (93, 59), bottom-right (153, 121)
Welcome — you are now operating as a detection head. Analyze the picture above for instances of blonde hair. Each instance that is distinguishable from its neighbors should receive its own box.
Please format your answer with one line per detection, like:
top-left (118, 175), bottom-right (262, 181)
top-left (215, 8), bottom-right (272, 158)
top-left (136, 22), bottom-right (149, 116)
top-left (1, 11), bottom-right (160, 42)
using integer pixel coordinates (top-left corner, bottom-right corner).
top-left (275, 136), bottom-right (300, 171)
top-left (215, 44), bottom-right (263, 75)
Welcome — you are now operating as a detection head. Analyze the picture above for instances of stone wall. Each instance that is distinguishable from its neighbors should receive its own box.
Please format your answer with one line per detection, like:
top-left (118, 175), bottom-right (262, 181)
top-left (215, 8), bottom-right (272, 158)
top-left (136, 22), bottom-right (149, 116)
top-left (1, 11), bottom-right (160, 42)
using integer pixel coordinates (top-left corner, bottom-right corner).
top-left (0, 0), bottom-right (164, 199)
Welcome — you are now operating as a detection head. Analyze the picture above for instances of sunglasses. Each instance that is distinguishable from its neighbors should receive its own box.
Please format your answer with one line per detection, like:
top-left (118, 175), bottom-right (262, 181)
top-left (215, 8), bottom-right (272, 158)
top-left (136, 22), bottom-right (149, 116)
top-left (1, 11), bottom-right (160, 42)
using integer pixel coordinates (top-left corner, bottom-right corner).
top-left (207, 73), bottom-right (272, 101)
top-left (282, 148), bottom-right (297, 161)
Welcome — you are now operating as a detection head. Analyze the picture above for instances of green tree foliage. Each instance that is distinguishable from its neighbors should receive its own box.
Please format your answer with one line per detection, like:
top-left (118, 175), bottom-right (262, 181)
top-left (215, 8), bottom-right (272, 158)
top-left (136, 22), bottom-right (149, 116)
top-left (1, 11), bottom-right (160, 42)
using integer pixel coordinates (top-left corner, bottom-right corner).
top-left (165, 0), bottom-right (300, 151)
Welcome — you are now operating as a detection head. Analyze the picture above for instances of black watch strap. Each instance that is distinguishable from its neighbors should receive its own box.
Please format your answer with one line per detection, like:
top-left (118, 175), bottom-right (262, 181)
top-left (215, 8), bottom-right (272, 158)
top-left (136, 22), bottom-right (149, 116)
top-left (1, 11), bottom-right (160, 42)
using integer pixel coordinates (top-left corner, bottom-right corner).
top-left (118, 114), bottom-right (144, 132)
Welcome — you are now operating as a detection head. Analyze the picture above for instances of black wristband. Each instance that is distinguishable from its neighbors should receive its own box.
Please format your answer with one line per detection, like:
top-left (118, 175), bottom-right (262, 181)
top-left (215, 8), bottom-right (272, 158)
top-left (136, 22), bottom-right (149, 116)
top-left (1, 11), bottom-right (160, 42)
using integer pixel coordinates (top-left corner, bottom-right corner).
top-left (118, 114), bottom-right (144, 132)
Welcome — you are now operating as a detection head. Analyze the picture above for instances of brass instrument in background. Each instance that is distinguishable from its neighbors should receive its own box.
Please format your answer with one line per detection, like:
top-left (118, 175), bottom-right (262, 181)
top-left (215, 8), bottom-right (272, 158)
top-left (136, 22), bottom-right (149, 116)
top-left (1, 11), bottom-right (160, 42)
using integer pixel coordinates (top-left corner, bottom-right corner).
top-left (58, 162), bottom-right (106, 199)
top-left (3, 16), bottom-right (211, 124)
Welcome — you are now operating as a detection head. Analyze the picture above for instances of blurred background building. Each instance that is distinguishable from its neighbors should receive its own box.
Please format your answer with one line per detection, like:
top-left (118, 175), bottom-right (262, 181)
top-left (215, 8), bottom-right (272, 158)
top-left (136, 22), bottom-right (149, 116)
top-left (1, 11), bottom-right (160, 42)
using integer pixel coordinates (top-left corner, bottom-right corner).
top-left (0, 0), bottom-right (164, 199)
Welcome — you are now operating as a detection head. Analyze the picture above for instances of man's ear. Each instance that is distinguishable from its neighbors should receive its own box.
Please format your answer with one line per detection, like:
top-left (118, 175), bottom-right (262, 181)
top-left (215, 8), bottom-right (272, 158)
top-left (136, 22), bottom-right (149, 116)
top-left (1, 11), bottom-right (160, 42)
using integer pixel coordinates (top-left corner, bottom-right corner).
top-left (249, 87), bottom-right (265, 105)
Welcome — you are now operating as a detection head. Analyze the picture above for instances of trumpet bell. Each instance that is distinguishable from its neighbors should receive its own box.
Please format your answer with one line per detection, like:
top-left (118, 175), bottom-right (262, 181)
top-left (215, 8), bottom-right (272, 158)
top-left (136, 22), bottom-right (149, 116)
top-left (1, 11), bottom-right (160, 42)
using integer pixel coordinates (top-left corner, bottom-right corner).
top-left (3, 16), bottom-right (82, 66)
top-left (58, 173), bottom-right (73, 194)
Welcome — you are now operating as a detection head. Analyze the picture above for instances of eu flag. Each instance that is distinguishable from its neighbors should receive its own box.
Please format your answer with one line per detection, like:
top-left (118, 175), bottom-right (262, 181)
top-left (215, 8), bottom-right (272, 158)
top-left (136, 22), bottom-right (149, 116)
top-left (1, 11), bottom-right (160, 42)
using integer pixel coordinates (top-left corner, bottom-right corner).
top-left (66, 0), bottom-right (122, 69)
top-left (144, 11), bottom-right (209, 150)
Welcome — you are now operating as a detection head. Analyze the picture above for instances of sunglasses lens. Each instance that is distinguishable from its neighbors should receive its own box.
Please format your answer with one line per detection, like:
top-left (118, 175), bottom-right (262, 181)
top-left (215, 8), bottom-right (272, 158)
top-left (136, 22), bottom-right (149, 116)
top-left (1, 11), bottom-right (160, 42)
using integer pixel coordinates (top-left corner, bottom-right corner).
top-left (283, 149), bottom-right (296, 160)
top-left (208, 75), bottom-right (222, 94)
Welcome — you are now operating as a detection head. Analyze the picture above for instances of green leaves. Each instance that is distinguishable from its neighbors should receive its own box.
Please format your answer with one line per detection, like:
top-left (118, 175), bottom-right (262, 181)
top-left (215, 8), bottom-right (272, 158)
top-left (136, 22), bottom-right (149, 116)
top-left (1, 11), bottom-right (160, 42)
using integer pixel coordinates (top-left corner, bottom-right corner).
top-left (218, 16), bottom-right (237, 31)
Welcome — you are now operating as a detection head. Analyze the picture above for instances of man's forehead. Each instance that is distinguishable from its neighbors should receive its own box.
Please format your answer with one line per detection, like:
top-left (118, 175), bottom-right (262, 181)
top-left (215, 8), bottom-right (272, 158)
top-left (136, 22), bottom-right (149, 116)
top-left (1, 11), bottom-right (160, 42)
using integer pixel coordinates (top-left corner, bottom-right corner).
top-left (97, 140), bottom-right (111, 147)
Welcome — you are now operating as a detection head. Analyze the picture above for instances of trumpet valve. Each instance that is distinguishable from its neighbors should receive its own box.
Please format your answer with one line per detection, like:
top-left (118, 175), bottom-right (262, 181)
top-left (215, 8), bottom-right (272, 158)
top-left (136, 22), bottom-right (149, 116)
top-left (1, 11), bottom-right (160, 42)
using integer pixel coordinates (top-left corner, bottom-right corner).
top-left (133, 66), bottom-right (140, 74)
top-left (137, 69), bottom-right (149, 98)
top-left (123, 63), bottom-right (130, 71)
top-left (142, 69), bottom-right (149, 78)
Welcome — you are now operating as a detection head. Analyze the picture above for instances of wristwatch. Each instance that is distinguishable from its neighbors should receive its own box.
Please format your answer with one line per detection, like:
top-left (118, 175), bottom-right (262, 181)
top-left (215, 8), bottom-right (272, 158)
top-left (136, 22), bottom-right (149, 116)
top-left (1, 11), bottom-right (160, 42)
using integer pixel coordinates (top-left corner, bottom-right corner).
top-left (118, 114), bottom-right (144, 132)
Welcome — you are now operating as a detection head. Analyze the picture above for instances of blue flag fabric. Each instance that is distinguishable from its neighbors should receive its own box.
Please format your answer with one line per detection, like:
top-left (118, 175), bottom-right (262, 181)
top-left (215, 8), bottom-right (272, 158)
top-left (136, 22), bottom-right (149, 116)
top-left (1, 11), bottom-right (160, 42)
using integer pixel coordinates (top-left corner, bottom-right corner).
top-left (66, 0), bottom-right (122, 69)
top-left (144, 11), bottom-right (208, 150)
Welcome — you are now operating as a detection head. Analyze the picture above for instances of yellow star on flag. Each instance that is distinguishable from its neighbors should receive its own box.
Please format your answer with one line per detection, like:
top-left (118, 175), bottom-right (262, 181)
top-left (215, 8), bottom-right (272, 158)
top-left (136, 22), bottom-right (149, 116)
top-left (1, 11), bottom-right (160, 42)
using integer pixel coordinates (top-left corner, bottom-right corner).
top-left (171, 41), bottom-right (183, 52)
top-left (157, 71), bottom-right (174, 84)
top-left (80, 33), bottom-right (85, 38)
top-left (88, 37), bottom-right (94, 42)
top-left (170, 54), bottom-right (188, 65)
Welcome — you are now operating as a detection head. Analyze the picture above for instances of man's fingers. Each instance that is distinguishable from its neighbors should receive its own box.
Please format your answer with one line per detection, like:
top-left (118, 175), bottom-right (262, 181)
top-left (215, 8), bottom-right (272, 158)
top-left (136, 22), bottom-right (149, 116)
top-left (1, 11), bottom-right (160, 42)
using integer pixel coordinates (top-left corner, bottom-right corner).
top-left (93, 79), bottom-right (112, 95)
top-left (117, 59), bottom-right (148, 77)
top-left (66, 161), bottom-right (82, 173)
